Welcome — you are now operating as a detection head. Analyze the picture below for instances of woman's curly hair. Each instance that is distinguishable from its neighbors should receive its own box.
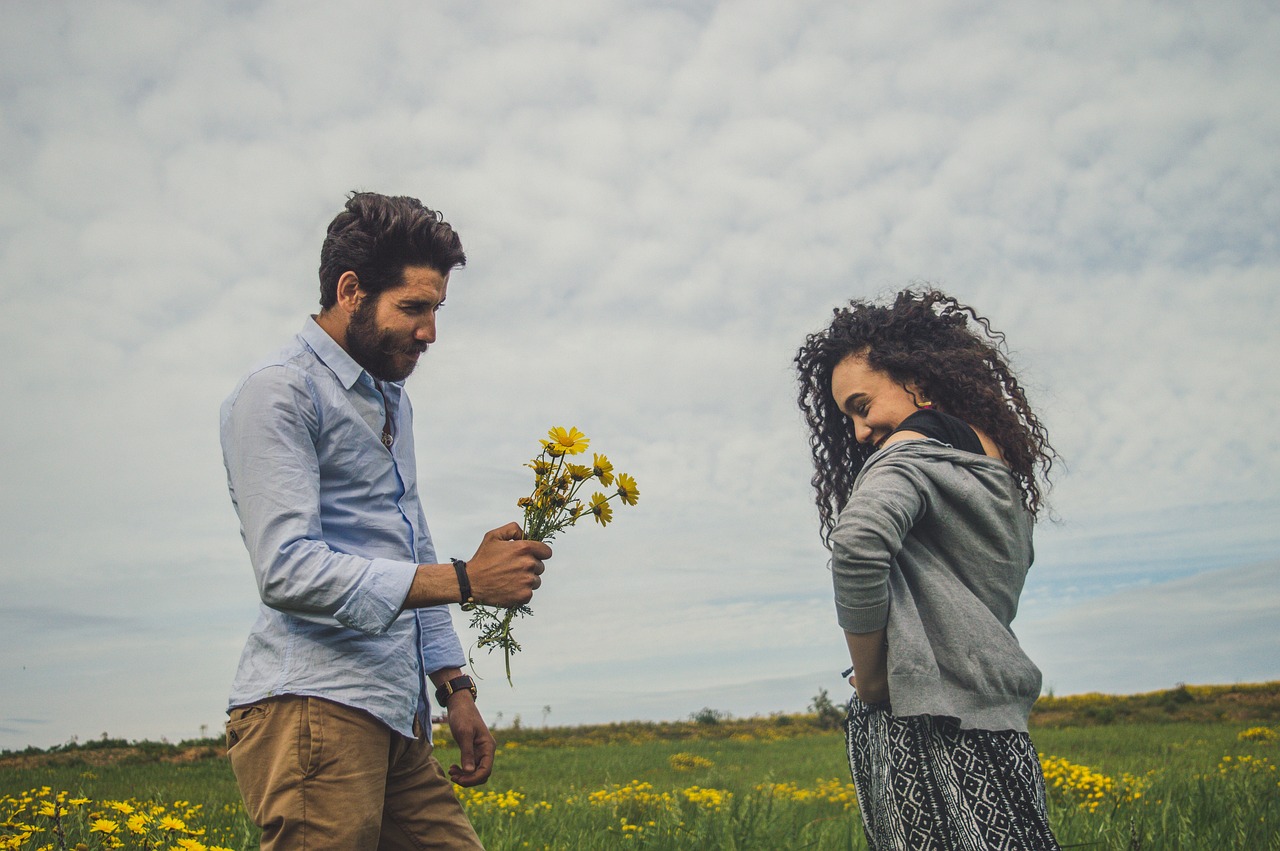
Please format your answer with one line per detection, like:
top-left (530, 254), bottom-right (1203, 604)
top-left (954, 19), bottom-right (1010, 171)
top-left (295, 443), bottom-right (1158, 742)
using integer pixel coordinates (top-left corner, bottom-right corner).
top-left (795, 288), bottom-right (1055, 547)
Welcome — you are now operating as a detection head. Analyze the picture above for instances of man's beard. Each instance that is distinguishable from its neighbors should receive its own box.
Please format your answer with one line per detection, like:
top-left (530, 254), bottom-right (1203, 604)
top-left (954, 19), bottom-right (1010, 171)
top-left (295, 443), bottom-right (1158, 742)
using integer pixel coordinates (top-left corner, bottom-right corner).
top-left (346, 299), bottom-right (426, 382)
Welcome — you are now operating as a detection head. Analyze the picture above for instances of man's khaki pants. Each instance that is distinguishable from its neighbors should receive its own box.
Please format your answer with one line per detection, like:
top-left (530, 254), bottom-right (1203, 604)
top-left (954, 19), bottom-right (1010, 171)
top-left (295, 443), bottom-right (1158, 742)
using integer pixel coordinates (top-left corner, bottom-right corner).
top-left (226, 695), bottom-right (483, 850)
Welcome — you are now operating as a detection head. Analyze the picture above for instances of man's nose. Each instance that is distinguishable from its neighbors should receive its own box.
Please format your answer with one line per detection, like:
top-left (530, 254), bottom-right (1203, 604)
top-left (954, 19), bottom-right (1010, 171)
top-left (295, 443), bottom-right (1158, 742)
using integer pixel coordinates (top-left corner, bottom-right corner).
top-left (416, 315), bottom-right (437, 344)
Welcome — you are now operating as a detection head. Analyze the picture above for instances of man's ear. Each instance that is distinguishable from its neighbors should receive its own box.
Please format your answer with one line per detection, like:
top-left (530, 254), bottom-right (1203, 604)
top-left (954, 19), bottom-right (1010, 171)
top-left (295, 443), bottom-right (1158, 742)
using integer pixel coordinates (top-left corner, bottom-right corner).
top-left (334, 271), bottom-right (365, 315)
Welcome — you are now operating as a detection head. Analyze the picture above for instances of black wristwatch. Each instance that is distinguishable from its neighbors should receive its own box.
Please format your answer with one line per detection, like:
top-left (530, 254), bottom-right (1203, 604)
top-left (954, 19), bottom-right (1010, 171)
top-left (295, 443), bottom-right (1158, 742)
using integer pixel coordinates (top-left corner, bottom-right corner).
top-left (451, 558), bottom-right (476, 610)
top-left (435, 675), bottom-right (477, 707)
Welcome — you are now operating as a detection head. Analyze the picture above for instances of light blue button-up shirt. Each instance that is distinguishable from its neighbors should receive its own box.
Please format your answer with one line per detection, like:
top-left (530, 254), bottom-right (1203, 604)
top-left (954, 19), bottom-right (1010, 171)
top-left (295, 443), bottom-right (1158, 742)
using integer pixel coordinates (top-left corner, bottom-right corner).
top-left (220, 317), bottom-right (465, 739)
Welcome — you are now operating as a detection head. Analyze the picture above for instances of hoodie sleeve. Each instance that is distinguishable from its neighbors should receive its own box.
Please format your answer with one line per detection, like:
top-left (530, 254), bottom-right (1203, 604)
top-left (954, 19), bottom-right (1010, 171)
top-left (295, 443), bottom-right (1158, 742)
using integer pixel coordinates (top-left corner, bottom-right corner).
top-left (829, 457), bottom-right (927, 633)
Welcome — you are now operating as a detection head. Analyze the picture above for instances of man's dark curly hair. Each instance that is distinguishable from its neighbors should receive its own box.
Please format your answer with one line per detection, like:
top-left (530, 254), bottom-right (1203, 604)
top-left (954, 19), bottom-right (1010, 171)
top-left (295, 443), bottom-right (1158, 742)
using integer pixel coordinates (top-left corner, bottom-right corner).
top-left (318, 191), bottom-right (467, 309)
top-left (795, 288), bottom-right (1055, 547)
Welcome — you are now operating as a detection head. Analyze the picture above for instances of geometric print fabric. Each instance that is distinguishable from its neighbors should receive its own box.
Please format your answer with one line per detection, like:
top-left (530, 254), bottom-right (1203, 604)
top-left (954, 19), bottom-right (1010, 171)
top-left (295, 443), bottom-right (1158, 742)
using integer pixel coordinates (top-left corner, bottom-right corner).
top-left (845, 696), bottom-right (1060, 850)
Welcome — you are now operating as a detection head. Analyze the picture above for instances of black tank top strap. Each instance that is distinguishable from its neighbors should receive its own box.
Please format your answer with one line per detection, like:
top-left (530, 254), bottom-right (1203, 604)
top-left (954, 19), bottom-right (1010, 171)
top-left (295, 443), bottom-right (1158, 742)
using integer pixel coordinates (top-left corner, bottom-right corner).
top-left (890, 408), bottom-right (986, 456)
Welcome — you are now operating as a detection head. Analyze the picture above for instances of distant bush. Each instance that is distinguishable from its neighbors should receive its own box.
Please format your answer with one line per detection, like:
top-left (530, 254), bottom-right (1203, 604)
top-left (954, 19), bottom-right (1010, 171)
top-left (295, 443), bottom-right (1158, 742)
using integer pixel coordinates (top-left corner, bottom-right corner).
top-left (808, 689), bottom-right (845, 730)
top-left (690, 707), bottom-right (728, 726)
top-left (1083, 706), bottom-right (1116, 725)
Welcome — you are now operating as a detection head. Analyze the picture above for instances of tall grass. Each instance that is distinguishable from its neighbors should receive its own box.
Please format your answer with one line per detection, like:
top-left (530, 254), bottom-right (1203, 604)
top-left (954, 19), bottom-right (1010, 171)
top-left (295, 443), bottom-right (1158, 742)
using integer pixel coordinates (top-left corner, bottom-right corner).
top-left (3, 720), bottom-right (1278, 849)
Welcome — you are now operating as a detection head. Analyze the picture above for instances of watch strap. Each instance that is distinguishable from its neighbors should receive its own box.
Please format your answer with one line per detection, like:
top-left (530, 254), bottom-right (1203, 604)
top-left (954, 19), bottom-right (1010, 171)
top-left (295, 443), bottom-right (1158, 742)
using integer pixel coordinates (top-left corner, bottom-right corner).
top-left (435, 675), bottom-right (477, 707)
top-left (451, 558), bottom-right (475, 609)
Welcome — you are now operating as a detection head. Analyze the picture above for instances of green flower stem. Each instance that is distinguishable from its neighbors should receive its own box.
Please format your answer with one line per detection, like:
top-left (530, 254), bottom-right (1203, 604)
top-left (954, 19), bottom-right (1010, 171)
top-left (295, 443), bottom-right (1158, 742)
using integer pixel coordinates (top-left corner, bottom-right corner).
top-left (467, 435), bottom-right (634, 685)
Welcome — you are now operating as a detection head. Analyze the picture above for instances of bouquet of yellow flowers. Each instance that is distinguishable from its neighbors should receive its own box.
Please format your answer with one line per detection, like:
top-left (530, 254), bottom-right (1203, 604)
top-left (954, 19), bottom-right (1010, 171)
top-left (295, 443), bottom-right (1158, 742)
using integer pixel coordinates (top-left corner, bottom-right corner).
top-left (466, 426), bottom-right (639, 683)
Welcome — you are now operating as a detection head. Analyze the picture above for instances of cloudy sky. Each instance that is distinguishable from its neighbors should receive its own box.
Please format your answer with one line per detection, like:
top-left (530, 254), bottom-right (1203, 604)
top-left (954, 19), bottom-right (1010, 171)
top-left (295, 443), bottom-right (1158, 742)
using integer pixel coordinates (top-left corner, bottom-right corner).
top-left (2, 0), bottom-right (1278, 750)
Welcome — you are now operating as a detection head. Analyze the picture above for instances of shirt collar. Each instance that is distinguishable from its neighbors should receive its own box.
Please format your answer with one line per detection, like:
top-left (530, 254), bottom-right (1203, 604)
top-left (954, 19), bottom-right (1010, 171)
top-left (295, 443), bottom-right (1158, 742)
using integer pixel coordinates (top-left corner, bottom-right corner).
top-left (300, 316), bottom-right (369, 391)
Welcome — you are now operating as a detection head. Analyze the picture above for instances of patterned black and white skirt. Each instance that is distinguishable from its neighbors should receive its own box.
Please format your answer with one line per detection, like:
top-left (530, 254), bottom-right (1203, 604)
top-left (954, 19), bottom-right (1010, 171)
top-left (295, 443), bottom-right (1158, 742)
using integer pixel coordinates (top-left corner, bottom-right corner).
top-left (845, 695), bottom-right (1059, 851)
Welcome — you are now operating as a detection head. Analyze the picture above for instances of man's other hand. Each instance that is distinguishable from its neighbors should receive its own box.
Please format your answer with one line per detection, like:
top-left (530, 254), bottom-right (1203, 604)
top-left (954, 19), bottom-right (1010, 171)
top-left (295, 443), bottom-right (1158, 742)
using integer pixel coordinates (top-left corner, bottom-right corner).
top-left (443, 694), bottom-right (495, 787)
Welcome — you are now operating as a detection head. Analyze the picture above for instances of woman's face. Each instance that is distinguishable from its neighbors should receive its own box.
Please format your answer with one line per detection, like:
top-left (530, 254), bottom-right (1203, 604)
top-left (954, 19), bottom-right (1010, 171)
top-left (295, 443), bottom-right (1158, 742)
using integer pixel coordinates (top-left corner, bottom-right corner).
top-left (830, 353), bottom-right (923, 449)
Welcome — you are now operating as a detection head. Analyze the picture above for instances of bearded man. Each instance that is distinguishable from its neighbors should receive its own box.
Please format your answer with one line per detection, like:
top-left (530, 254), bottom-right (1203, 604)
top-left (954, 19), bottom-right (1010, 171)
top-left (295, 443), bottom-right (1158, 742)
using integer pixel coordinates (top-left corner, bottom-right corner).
top-left (220, 191), bottom-right (551, 849)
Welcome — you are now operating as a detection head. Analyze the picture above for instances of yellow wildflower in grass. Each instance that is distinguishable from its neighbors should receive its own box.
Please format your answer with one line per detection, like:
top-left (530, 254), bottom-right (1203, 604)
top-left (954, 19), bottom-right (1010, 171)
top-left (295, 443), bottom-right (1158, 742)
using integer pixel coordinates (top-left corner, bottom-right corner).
top-left (812, 778), bottom-right (861, 809)
top-left (1117, 770), bottom-right (1156, 801)
top-left (1218, 754), bottom-right (1277, 778)
top-left (0, 793), bottom-right (235, 850)
top-left (1239, 726), bottom-right (1278, 743)
top-left (466, 427), bottom-right (639, 683)
top-left (668, 752), bottom-right (715, 771)
top-left (589, 492), bottom-right (614, 526)
top-left (1039, 754), bottom-right (1131, 812)
top-left (457, 787), bottom-right (552, 817)
top-left (757, 780), bottom-right (806, 803)
top-left (588, 781), bottom-right (674, 811)
top-left (755, 779), bottom-right (859, 810)
top-left (680, 786), bottom-right (731, 811)
top-left (615, 472), bottom-right (639, 506)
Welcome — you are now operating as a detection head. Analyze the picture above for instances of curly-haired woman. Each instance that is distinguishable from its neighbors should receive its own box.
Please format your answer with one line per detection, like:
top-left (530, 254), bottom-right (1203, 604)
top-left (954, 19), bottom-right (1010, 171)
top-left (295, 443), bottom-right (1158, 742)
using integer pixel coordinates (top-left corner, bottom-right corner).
top-left (795, 289), bottom-right (1060, 850)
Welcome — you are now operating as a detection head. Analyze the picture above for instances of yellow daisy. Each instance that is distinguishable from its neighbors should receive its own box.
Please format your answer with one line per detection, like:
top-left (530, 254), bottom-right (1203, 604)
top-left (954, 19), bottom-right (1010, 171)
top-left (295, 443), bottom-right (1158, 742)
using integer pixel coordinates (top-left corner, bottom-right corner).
top-left (592, 453), bottom-right (614, 486)
top-left (589, 493), bottom-right (613, 526)
top-left (89, 818), bottom-right (120, 835)
top-left (546, 426), bottom-right (589, 455)
top-left (615, 473), bottom-right (639, 506)
top-left (158, 815), bottom-right (187, 832)
top-left (566, 463), bottom-right (592, 481)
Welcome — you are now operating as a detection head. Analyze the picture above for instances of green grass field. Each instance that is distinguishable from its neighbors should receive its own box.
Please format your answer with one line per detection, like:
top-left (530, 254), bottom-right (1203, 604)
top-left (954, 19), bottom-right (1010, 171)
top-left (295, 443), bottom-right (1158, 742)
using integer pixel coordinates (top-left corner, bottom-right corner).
top-left (4, 685), bottom-right (1279, 849)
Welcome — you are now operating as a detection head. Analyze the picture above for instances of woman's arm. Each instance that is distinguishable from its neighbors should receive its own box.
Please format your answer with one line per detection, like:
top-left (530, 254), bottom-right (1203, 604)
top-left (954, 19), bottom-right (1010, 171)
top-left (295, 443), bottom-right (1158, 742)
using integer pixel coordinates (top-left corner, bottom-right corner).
top-left (845, 628), bottom-right (889, 703)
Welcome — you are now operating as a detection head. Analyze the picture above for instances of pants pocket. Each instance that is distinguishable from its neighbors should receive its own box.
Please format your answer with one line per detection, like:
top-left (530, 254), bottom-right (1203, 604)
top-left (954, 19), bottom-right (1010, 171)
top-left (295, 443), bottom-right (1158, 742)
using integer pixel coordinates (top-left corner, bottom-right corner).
top-left (225, 701), bottom-right (272, 750)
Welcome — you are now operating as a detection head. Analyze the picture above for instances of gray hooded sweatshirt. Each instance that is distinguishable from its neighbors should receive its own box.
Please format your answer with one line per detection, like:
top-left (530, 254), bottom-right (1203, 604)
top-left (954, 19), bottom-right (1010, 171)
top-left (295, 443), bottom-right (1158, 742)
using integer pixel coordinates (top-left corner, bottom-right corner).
top-left (831, 439), bottom-right (1042, 733)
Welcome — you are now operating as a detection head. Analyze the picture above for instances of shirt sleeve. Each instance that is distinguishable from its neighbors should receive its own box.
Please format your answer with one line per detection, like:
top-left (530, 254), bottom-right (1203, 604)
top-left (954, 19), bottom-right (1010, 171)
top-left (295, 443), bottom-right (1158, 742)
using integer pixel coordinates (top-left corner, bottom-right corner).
top-left (403, 415), bottom-right (467, 673)
top-left (221, 366), bottom-right (418, 635)
top-left (829, 458), bottom-right (927, 633)
top-left (418, 606), bottom-right (467, 674)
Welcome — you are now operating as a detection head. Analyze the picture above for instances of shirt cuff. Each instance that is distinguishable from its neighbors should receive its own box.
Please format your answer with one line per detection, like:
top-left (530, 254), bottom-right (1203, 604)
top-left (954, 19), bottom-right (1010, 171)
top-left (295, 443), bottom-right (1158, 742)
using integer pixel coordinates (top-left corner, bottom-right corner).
top-left (418, 607), bottom-right (467, 672)
top-left (835, 599), bottom-right (889, 634)
top-left (334, 558), bottom-right (419, 634)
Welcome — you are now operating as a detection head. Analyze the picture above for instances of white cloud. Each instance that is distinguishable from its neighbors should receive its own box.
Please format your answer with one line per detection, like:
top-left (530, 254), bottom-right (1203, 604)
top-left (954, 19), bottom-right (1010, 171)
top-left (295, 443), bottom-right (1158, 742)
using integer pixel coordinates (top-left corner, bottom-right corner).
top-left (1, 0), bottom-right (1278, 749)
top-left (1020, 560), bottom-right (1280, 696)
